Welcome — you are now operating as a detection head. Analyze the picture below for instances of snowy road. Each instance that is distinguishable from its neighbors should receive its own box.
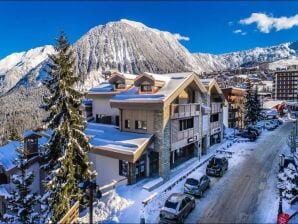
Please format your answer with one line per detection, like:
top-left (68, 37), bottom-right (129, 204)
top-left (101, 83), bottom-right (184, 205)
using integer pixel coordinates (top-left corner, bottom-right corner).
top-left (186, 121), bottom-right (293, 223)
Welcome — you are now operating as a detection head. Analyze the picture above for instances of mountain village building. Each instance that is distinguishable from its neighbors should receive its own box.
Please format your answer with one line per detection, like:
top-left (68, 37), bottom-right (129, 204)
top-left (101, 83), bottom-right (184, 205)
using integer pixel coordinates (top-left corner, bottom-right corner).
top-left (273, 69), bottom-right (298, 102)
top-left (86, 71), bottom-right (224, 186)
top-left (0, 130), bottom-right (50, 218)
top-left (222, 87), bottom-right (246, 129)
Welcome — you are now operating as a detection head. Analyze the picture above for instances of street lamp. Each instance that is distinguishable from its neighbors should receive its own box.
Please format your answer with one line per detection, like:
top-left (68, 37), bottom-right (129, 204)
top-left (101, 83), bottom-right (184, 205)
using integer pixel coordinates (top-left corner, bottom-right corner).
top-left (79, 180), bottom-right (102, 224)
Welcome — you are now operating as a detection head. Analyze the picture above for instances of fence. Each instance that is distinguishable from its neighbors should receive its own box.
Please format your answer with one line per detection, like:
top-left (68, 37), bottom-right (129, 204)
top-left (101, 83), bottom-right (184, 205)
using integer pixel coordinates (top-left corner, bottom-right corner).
top-left (58, 201), bottom-right (79, 224)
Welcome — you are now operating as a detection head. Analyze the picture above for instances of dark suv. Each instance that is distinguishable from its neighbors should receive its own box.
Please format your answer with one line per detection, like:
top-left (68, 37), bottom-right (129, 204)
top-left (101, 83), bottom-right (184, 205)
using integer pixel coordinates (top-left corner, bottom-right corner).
top-left (159, 193), bottom-right (195, 223)
top-left (206, 156), bottom-right (228, 177)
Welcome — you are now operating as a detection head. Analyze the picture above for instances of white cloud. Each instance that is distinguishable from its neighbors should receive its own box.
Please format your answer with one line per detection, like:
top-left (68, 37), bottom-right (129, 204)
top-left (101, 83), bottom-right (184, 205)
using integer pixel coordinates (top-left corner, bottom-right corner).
top-left (173, 33), bottom-right (190, 41)
top-left (233, 29), bottom-right (247, 35)
top-left (240, 13), bottom-right (298, 33)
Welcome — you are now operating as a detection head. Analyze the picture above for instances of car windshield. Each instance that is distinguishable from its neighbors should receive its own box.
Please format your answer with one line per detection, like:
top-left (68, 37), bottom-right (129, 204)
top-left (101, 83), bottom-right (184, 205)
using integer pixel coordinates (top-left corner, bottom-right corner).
top-left (186, 178), bottom-right (199, 186)
top-left (165, 200), bottom-right (179, 209)
top-left (215, 158), bottom-right (223, 164)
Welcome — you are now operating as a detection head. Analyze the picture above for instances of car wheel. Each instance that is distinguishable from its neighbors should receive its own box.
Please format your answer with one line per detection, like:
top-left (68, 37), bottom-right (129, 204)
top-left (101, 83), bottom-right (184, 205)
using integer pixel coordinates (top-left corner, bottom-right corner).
top-left (207, 182), bottom-right (210, 189)
top-left (191, 201), bottom-right (196, 210)
top-left (199, 190), bottom-right (203, 197)
top-left (220, 170), bottom-right (223, 177)
top-left (179, 215), bottom-right (184, 223)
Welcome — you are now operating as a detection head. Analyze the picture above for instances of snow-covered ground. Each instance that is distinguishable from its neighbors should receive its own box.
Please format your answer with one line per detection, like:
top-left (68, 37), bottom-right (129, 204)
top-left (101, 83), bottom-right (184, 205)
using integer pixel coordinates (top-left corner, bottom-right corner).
top-left (79, 122), bottom-right (282, 223)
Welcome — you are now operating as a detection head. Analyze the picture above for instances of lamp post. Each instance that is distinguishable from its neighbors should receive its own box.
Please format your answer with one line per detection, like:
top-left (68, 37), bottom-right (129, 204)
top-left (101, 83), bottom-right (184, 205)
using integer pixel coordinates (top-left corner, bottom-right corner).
top-left (79, 180), bottom-right (102, 224)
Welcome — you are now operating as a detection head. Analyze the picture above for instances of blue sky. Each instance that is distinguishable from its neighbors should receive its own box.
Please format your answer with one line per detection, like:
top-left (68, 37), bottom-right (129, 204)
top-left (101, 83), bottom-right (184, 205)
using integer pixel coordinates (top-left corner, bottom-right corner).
top-left (0, 1), bottom-right (298, 59)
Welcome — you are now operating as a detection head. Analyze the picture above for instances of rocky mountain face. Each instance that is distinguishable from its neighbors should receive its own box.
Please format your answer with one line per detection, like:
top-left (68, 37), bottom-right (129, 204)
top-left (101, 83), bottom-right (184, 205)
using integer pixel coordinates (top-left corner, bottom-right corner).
top-left (1, 19), bottom-right (298, 145)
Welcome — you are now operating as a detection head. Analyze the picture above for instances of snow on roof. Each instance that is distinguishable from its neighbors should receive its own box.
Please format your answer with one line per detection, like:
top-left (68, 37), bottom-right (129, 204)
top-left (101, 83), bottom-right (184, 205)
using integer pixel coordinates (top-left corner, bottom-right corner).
top-left (201, 79), bottom-right (213, 86)
top-left (143, 72), bottom-right (171, 83)
top-left (121, 73), bottom-right (137, 80)
top-left (266, 109), bottom-right (278, 116)
top-left (287, 101), bottom-right (298, 106)
top-left (112, 72), bottom-right (192, 102)
top-left (89, 82), bottom-right (115, 93)
top-left (0, 186), bottom-right (10, 198)
top-left (23, 130), bottom-right (38, 138)
top-left (86, 122), bottom-right (153, 154)
top-left (82, 99), bottom-right (92, 106)
top-left (112, 86), bottom-right (165, 101)
top-left (263, 100), bottom-right (285, 109)
top-left (0, 141), bottom-right (19, 171)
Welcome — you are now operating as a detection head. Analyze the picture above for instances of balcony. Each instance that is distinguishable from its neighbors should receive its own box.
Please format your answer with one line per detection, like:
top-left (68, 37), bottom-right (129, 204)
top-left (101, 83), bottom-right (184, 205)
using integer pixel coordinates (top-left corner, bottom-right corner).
top-left (211, 103), bottom-right (222, 114)
top-left (171, 103), bottom-right (200, 119)
top-left (210, 121), bottom-right (220, 130)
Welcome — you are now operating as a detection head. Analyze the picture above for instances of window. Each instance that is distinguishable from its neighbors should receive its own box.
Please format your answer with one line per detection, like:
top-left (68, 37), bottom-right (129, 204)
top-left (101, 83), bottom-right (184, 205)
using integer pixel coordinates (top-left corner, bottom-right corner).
top-left (135, 120), bottom-right (147, 130)
top-left (115, 82), bottom-right (125, 89)
top-left (140, 81), bottom-right (152, 92)
top-left (179, 118), bottom-right (194, 131)
top-left (119, 160), bottom-right (128, 177)
top-left (179, 199), bottom-right (187, 211)
top-left (125, 119), bottom-right (130, 129)
top-left (210, 114), bottom-right (219, 122)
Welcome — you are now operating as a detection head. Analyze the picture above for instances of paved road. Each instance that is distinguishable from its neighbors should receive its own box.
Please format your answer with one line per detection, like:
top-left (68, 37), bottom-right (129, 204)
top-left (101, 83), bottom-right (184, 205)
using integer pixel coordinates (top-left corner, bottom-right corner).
top-left (186, 121), bottom-right (293, 223)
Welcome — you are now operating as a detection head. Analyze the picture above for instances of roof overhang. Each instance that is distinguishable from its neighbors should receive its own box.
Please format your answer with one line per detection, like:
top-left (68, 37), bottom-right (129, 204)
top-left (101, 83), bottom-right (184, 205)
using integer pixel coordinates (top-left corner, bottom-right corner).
top-left (90, 135), bottom-right (153, 163)
top-left (110, 100), bottom-right (163, 110)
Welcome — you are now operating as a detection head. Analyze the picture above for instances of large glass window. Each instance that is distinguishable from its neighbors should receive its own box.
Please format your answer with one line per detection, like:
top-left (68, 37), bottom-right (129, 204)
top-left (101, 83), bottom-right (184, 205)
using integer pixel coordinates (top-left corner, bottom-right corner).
top-left (124, 119), bottom-right (130, 129)
top-left (210, 113), bottom-right (219, 122)
top-left (179, 118), bottom-right (194, 131)
top-left (135, 120), bottom-right (147, 130)
top-left (119, 160), bottom-right (128, 177)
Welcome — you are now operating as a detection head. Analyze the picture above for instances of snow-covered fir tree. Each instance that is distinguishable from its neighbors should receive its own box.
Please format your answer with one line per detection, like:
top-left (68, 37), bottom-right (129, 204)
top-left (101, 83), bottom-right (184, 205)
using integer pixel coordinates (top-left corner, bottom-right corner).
top-left (41, 32), bottom-right (95, 222)
top-left (244, 79), bottom-right (258, 126)
top-left (4, 143), bottom-right (39, 224)
top-left (253, 86), bottom-right (261, 121)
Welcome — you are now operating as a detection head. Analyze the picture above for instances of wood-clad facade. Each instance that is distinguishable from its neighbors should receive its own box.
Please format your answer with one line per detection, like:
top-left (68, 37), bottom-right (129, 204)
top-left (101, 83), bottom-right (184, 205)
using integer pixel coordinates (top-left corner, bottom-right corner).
top-left (86, 72), bottom-right (224, 185)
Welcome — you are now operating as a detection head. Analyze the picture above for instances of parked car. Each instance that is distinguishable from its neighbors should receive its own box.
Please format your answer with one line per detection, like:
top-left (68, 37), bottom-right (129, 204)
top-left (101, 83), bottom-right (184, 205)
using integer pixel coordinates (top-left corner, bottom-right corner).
top-left (206, 156), bottom-right (229, 177)
top-left (184, 175), bottom-right (210, 197)
top-left (269, 120), bottom-right (279, 128)
top-left (247, 125), bottom-right (262, 135)
top-left (265, 122), bottom-right (275, 131)
top-left (277, 119), bottom-right (283, 125)
top-left (159, 193), bottom-right (196, 223)
top-left (237, 131), bottom-right (257, 141)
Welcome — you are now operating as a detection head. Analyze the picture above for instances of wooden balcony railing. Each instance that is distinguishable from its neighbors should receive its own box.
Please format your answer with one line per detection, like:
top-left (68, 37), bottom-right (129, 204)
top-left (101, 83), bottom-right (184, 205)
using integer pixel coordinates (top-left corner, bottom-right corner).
top-left (171, 103), bottom-right (200, 119)
top-left (211, 103), bottom-right (222, 114)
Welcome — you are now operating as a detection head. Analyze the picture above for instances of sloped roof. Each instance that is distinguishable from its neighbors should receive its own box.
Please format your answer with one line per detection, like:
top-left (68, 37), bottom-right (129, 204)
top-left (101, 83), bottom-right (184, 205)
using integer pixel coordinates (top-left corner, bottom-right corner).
top-left (86, 122), bottom-right (153, 162)
top-left (111, 72), bottom-right (207, 107)
top-left (0, 141), bottom-right (19, 171)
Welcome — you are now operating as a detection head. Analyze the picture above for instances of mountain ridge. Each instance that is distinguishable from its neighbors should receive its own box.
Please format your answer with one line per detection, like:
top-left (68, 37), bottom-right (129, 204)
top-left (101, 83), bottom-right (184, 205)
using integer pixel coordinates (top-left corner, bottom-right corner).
top-left (1, 18), bottom-right (298, 145)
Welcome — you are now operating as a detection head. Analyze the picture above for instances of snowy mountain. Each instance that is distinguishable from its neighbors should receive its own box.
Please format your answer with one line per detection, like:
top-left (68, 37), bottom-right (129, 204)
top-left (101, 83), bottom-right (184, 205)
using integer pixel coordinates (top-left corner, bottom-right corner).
top-left (1, 19), bottom-right (298, 95)
top-left (0, 45), bottom-right (55, 94)
top-left (73, 19), bottom-right (205, 89)
top-left (211, 42), bottom-right (298, 69)
top-left (1, 18), bottom-right (298, 145)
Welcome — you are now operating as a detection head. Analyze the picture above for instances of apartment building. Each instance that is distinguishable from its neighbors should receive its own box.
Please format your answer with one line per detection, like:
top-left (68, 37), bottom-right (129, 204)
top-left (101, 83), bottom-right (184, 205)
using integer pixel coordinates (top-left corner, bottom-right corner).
top-left (86, 71), bottom-right (224, 186)
top-left (222, 87), bottom-right (246, 129)
top-left (201, 79), bottom-right (224, 153)
top-left (273, 69), bottom-right (298, 102)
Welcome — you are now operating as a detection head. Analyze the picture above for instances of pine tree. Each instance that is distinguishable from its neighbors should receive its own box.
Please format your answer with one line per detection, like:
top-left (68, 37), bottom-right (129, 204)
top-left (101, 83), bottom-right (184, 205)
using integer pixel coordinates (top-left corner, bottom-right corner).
top-left (8, 124), bottom-right (22, 141)
top-left (253, 86), bottom-right (261, 121)
top-left (4, 144), bottom-right (39, 223)
top-left (244, 79), bottom-right (257, 126)
top-left (41, 32), bottom-right (95, 222)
